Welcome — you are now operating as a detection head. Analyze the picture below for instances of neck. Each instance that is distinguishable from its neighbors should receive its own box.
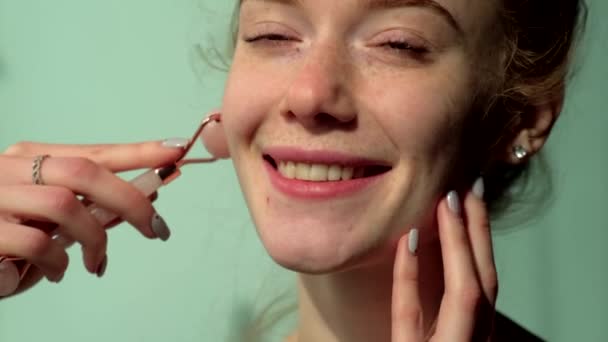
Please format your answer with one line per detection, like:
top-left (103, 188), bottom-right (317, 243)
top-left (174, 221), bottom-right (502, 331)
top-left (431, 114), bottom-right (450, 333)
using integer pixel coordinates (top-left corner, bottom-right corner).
top-left (288, 241), bottom-right (444, 342)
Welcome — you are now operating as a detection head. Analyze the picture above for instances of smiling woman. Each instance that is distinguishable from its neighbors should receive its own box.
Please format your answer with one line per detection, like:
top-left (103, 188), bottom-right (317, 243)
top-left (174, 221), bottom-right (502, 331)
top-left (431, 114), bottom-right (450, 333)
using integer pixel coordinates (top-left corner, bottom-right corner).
top-left (218, 0), bottom-right (589, 340)
top-left (0, 0), bottom-right (601, 341)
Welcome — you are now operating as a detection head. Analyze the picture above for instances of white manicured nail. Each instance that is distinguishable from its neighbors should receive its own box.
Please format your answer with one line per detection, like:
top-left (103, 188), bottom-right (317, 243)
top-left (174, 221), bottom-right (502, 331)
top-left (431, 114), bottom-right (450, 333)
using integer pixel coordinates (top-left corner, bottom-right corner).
top-left (472, 177), bottom-right (485, 199)
top-left (151, 213), bottom-right (171, 241)
top-left (162, 138), bottom-right (189, 149)
top-left (408, 228), bottom-right (419, 255)
top-left (96, 255), bottom-right (108, 278)
top-left (52, 272), bottom-right (65, 284)
top-left (0, 260), bottom-right (20, 295)
top-left (447, 191), bottom-right (461, 216)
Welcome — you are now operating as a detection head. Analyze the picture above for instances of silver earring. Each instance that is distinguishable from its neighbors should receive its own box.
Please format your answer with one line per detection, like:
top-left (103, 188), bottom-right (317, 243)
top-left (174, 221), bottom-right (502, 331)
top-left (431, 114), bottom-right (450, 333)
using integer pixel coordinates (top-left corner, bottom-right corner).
top-left (512, 145), bottom-right (529, 160)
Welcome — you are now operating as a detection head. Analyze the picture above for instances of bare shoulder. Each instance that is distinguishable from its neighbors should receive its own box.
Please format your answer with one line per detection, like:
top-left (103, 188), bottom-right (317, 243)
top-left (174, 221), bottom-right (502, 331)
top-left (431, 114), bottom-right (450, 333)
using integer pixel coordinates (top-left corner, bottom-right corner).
top-left (493, 311), bottom-right (545, 342)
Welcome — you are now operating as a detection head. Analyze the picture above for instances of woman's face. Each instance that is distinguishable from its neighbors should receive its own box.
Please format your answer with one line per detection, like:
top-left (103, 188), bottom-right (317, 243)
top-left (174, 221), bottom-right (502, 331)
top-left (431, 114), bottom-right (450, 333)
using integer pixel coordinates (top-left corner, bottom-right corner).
top-left (221, 0), bottom-right (498, 273)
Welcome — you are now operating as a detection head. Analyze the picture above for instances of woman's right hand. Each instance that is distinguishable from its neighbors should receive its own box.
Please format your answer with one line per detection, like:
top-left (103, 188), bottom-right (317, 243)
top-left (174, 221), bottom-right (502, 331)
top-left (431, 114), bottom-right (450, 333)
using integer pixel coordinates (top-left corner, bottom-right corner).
top-left (0, 139), bottom-right (189, 298)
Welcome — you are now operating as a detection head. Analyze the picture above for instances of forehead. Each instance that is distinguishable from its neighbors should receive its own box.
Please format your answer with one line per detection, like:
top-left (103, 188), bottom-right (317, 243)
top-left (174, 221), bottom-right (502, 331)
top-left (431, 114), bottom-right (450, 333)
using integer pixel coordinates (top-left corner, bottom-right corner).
top-left (240, 0), bottom-right (497, 37)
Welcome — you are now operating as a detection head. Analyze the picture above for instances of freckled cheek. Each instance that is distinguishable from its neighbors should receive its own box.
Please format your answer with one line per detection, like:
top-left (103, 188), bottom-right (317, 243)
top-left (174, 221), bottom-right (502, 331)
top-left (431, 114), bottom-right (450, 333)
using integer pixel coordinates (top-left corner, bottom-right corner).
top-left (222, 59), bottom-right (293, 142)
top-left (222, 69), bottom-right (272, 145)
top-left (372, 90), bottom-right (461, 159)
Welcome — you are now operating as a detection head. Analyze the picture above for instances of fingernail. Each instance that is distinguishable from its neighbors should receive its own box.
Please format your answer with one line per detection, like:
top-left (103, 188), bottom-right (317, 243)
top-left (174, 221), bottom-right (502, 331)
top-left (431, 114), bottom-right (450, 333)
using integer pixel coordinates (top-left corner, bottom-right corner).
top-left (53, 272), bottom-right (65, 283)
top-left (96, 255), bottom-right (108, 278)
top-left (447, 191), bottom-right (461, 216)
top-left (472, 177), bottom-right (485, 199)
top-left (151, 213), bottom-right (171, 241)
top-left (408, 228), bottom-right (419, 255)
top-left (162, 138), bottom-right (189, 149)
top-left (0, 260), bottom-right (20, 294)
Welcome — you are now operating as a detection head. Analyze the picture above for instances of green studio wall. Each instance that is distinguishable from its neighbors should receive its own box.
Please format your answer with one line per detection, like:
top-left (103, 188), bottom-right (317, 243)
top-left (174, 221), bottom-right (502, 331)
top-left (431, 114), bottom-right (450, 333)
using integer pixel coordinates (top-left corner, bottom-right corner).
top-left (0, 1), bottom-right (606, 341)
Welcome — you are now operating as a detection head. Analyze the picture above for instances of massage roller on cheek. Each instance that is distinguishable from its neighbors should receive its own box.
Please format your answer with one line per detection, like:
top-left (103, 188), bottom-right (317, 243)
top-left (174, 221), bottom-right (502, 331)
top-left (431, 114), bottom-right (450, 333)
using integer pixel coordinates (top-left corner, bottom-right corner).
top-left (0, 113), bottom-right (222, 295)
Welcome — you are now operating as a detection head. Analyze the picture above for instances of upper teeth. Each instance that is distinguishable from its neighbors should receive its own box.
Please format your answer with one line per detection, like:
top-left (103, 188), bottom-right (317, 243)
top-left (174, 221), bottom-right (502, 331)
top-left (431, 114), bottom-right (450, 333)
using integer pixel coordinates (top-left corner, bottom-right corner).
top-left (277, 161), bottom-right (365, 181)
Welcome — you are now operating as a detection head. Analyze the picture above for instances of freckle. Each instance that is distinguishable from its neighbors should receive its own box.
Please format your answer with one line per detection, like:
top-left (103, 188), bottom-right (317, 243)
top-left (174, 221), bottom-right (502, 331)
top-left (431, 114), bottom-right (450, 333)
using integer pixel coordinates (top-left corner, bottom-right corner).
top-left (266, 197), bottom-right (270, 205)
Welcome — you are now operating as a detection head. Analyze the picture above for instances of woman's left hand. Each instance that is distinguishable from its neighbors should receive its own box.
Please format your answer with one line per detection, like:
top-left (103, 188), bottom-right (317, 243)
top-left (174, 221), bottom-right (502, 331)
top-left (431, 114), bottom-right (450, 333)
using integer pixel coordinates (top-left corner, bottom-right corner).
top-left (392, 179), bottom-right (498, 341)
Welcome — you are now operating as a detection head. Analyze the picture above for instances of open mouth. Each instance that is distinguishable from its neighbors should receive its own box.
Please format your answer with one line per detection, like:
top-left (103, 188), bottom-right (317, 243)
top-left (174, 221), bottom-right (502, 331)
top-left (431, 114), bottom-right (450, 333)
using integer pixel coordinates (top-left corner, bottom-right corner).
top-left (263, 154), bottom-right (392, 182)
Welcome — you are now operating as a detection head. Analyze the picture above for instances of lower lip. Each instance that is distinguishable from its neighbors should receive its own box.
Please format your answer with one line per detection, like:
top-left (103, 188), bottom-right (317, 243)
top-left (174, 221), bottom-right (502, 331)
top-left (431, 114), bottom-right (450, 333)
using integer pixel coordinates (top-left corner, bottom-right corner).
top-left (264, 161), bottom-right (387, 200)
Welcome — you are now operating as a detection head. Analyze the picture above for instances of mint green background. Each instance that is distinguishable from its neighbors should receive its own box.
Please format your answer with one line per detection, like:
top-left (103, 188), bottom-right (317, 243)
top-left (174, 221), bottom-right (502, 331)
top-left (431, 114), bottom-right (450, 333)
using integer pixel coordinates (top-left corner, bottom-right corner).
top-left (0, 1), bottom-right (606, 341)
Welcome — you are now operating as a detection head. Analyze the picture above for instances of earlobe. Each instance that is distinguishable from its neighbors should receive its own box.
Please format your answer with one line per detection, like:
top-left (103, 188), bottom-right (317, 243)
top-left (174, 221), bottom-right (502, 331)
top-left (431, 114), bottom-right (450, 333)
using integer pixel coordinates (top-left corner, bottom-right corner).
top-left (200, 110), bottom-right (231, 159)
top-left (505, 98), bottom-right (563, 164)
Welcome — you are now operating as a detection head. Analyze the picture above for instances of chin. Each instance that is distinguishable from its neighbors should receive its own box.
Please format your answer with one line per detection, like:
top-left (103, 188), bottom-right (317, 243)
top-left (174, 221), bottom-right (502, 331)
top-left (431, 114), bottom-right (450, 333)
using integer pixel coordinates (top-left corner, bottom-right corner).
top-left (251, 213), bottom-right (399, 275)
top-left (253, 218), bottom-right (352, 274)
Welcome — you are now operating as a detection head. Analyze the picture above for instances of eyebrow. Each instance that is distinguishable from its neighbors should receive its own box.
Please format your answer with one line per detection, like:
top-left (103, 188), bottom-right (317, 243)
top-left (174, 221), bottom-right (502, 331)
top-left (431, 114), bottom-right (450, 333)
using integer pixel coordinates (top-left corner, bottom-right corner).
top-left (242, 0), bottom-right (463, 35)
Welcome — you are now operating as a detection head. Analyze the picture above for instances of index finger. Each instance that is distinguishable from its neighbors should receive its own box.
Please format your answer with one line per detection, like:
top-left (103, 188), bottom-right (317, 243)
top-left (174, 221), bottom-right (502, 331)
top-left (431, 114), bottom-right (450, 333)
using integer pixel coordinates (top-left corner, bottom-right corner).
top-left (3, 139), bottom-right (188, 172)
top-left (392, 231), bottom-right (424, 342)
top-left (463, 178), bottom-right (498, 304)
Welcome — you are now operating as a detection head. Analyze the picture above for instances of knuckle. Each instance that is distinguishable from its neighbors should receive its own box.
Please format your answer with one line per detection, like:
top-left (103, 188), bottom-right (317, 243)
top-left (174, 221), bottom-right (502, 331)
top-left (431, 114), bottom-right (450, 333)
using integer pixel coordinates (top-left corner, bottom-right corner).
top-left (483, 269), bottom-right (499, 295)
top-left (88, 229), bottom-right (108, 252)
top-left (479, 216), bottom-right (491, 231)
top-left (46, 188), bottom-right (80, 215)
top-left (482, 268), bottom-right (498, 291)
top-left (120, 185), bottom-right (153, 222)
top-left (62, 158), bottom-right (100, 183)
top-left (455, 281), bottom-right (482, 312)
top-left (129, 188), bottom-right (150, 210)
top-left (3, 141), bottom-right (33, 156)
top-left (23, 230), bottom-right (54, 259)
top-left (86, 146), bottom-right (110, 164)
top-left (392, 305), bottom-right (422, 324)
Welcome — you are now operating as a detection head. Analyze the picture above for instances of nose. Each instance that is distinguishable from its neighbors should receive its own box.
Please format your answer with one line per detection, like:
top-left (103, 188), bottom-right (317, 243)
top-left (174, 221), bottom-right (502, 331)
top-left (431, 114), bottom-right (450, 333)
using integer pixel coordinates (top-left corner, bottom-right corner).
top-left (282, 45), bottom-right (357, 129)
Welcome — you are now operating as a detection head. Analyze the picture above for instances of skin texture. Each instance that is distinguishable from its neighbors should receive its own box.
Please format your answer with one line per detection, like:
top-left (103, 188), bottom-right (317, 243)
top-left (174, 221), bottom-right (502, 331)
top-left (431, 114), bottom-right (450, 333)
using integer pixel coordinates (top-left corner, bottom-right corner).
top-left (222, 0), bottom-right (496, 275)
top-left (218, 0), bottom-right (558, 340)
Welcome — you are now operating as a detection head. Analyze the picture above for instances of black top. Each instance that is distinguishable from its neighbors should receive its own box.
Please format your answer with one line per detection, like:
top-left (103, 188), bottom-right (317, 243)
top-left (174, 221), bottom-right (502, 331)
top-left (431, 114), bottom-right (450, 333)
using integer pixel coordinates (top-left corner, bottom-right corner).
top-left (494, 312), bottom-right (544, 342)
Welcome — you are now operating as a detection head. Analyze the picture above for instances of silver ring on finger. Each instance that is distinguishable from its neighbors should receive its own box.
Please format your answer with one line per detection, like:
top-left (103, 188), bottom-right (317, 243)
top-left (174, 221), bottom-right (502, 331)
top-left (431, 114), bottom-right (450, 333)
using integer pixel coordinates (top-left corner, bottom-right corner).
top-left (32, 154), bottom-right (51, 185)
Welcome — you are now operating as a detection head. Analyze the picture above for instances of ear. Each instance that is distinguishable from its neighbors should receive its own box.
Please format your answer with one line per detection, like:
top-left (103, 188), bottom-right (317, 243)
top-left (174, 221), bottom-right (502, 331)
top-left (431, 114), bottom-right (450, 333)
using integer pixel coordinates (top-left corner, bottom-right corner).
top-left (504, 94), bottom-right (564, 164)
top-left (200, 109), bottom-right (231, 159)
